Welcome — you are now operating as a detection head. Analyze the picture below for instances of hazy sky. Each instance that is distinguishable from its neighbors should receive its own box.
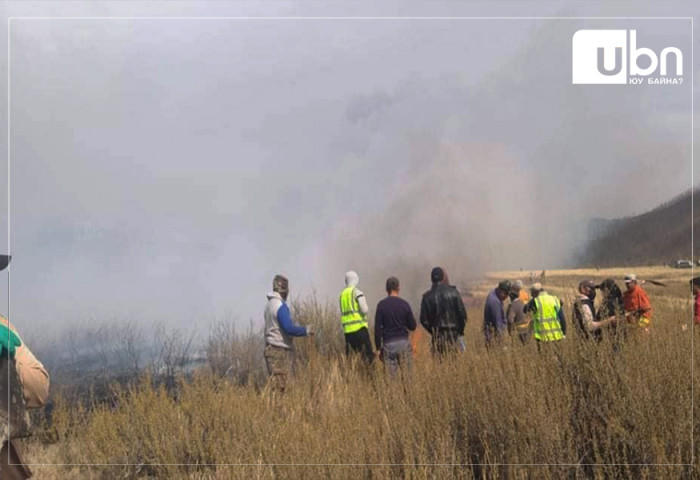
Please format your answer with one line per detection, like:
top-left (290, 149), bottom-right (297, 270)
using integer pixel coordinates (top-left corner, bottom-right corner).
top-left (0, 1), bottom-right (697, 336)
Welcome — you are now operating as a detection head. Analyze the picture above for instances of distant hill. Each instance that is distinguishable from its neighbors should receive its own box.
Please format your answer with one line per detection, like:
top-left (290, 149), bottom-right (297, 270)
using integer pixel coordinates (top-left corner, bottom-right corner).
top-left (580, 189), bottom-right (699, 267)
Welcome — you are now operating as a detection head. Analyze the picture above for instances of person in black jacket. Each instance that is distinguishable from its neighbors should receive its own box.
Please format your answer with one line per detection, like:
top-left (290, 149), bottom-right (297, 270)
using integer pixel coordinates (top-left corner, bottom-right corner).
top-left (419, 267), bottom-right (468, 356)
top-left (596, 278), bottom-right (626, 350)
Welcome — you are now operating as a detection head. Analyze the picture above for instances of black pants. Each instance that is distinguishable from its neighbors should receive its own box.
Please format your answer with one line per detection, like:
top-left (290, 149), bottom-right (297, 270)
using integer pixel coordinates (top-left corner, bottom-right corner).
top-left (431, 330), bottom-right (462, 356)
top-left (345, 327), bottom-right (374, 365)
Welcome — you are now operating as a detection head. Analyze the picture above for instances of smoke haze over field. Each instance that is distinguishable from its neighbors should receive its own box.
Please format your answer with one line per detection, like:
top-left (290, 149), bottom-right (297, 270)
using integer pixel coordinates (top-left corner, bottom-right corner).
top-left (0, 2), bottom-right (696, 335)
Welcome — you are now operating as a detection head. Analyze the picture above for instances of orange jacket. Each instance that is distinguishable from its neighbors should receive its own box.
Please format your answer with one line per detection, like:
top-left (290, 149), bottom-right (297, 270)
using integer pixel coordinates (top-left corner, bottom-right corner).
top-left (622, 285), bottom-right (652, 326)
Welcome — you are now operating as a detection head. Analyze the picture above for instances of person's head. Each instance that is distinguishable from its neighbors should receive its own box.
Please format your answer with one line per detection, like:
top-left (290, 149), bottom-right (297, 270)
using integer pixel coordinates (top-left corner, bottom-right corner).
top-left (624, 274), bottom-right (638, 291)
top-left (578, 279), bottom-right (596, 300)
top-left (690, 277), bottom-right (700, 295)
top-left (345, 271), bottom-right (359, 287)
top-left (530, 282), bottom-right (544, 298)
top-left (597, 278), bottom-right (616, 296)
top-left (430, 267), bottom-right (445, 284)
top-left (496, 280), bottom-right (511, 301)
top-left (272, 274), bottom-right (289, 301)
top-left (386, 276), bottom-right (400, 296)
top-left (509, 280), bottom-right (523, 301)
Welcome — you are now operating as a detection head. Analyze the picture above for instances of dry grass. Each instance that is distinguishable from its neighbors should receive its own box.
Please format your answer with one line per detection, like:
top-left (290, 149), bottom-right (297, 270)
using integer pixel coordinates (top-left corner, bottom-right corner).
top-left (21, 268), bottom-right (700, 479)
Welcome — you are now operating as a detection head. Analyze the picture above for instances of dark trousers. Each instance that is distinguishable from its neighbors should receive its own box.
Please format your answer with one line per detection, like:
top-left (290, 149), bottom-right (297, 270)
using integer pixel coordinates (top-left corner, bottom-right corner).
top-left (345, 327), bottom-right (374, 365)
top-left (431, 329), bottom-right (462, 356)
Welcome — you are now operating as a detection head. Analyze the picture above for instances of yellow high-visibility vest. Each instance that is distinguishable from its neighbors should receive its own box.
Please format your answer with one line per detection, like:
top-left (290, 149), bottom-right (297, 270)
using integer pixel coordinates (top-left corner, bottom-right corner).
top-left (339, 286), bottom-right (367, 334)
top-left (532, 293), bottom-right (564, 342)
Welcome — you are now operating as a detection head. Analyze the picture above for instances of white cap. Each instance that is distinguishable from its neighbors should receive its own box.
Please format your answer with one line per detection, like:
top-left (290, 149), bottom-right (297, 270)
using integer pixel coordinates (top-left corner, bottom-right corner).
top-left (624, 274), bottom-right (637, 283)
top-left (530, 282), bottom-right (543, 292)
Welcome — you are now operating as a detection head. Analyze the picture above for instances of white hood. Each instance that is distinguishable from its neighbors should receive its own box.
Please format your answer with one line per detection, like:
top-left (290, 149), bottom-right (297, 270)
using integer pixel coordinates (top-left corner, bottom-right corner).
top-left (345, 271), bottom-right (359, 287)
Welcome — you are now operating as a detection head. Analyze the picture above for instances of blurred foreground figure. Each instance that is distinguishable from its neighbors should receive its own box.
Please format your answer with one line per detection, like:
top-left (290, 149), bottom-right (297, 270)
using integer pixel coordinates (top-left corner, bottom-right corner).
top-left (573, 280), bottom-right (617, 342)
top-left (339, 271), bottom-right (374, 365)
top-left (0, 256), bottom-right (50, 480)
top-left (374, 276), bottom-right (416, 377)
top-left (622, 274), bottom-right (652, 333)
top-left (264, 275), bottom-right (313, 393)
top-left (690, 277), bottom-right (700, 327)
top-left (483, 280), bottom-right (511, 349)
top-left (524, 283), bottom-right (564, 348)
top-left (419, 267), bottom-right (467, 356)
top-left (506, 281), bottom-right (531, 345)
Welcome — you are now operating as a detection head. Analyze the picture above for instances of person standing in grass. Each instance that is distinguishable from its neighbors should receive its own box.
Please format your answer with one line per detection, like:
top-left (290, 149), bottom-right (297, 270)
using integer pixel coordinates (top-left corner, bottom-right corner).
top-left (374, 276), bottom-right (416, 377)
top-left (506, 281), bottom-right (531, 345)
top-left (0, 255), bottom-right (50, 480)
top-left (622, 274), bottom-right (652, 333)
top-left (263, 275), bottom-right (314, 393)
top-left (572, 280), bottom-right (618, 341)
top-left (339, 271), bottom-right (374, 365)
top-left (420, 267), bottom-right (468, 356)
top-left (484, 280), bottom-right (511, 349)
top-left (524, 283), bottom-right (564, 348)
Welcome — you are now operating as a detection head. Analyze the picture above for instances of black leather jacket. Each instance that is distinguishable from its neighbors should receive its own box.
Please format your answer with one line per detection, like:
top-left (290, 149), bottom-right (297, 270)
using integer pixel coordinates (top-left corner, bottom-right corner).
top-left (419, 283), bottom-right (467, 335)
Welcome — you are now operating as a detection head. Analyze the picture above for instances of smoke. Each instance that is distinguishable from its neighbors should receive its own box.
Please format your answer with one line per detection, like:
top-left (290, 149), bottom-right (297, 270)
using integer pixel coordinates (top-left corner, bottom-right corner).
top-left (312, 19), bottom-right (691, 305)
top-left (6, 16), bottom-right (692, 333)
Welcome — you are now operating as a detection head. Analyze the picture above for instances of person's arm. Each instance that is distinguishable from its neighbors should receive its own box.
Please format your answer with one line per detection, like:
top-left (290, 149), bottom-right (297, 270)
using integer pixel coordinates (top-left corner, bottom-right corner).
top-left (495, 300), bottom-right (507, 333)
top-left (15, 345), bottom-right (50, 408)
top-left (523, 298), bottom-right (536, 314)
top-left (374, 306), bottom-right (383, 351)
top-left (506, 303), bottom-right (516, 334)
top-left (638, 290), bottom-right (652, 316)
top-left (695, 296), bottom-right (700, 325)
top-left (419, 296), bottom-right (431, 332)
top-left (557, 304), bottom-right (567, 336)
top-left (277, 303), bottom-right (307, 337)
top-left (406, 304), bottom-right (417, 332)
top-left (355, 289), bottom-right (369, 316)
top-left (454, 293), bottom-right (467, 335)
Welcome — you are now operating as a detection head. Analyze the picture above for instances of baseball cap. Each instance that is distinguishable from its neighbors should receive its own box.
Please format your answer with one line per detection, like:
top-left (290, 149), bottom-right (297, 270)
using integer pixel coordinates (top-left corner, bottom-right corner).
top-left (530, 282), bottom-right (543, 292)
top-left (624, 274), bottom-right (637, 283)
top-left (579, 279), bottom-right (596, 290)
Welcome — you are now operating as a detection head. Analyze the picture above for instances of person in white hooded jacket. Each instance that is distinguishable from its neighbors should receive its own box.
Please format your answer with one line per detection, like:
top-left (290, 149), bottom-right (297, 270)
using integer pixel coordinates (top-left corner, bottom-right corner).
top-left (339, 271), bottom-right (374, 365)
top-left (263, 274), bottom-right (313, 392)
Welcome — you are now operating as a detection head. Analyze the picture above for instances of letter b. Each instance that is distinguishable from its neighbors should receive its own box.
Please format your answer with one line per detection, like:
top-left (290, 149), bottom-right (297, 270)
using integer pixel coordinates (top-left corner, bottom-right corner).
top-left (629, 30), bottom-right (658, 76)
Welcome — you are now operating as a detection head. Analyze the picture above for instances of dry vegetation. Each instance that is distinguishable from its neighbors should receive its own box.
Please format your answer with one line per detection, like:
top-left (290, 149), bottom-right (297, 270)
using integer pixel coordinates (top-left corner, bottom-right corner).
top-left (18, 268), bottom-right (700, 479)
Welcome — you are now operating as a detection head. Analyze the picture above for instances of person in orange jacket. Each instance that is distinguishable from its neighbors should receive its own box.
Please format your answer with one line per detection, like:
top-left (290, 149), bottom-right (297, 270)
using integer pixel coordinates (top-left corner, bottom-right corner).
top-left (622, 274), bottom-right (652, 331)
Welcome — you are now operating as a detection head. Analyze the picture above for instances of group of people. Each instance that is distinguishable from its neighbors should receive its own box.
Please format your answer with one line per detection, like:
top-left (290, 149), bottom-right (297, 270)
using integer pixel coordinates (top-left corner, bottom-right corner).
top-left (262, 267), bottom-right (665, 392)
top-left (263, 267), bottom-right (468, 390)
top-left (483, 274), bottom-right (653, 350)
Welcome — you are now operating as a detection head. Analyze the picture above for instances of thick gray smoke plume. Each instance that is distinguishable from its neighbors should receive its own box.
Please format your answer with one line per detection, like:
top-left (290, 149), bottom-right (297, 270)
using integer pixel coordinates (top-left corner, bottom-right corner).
top-left (314, 19), bottom-right (691, 303)
top-left (5, 16), bottom-right (692, 332)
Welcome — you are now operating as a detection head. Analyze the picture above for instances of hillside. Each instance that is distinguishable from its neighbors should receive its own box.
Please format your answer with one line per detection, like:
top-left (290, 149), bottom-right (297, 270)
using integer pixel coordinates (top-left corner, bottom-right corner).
top-left (581, 188), bottom-right (700, 267)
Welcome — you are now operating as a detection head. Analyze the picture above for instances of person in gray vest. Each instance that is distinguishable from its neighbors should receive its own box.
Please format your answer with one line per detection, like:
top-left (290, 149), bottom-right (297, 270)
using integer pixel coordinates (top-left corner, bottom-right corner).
top-left (263, 274), bottom-right (314, 393)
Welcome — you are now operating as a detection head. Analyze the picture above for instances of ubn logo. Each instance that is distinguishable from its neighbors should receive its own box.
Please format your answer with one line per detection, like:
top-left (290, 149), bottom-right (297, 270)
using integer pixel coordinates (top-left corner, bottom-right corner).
top-left (572, 30), bottom-right (683, 84)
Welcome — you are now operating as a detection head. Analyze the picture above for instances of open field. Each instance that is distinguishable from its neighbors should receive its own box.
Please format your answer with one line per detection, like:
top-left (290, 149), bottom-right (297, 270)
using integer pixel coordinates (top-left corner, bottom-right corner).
top-left (19, 267), bottom-right (700, 479)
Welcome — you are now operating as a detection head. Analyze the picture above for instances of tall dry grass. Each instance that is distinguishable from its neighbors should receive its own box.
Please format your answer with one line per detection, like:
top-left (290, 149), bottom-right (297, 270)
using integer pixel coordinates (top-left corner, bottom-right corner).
top-left (21, 274), bottom-right (700, 479)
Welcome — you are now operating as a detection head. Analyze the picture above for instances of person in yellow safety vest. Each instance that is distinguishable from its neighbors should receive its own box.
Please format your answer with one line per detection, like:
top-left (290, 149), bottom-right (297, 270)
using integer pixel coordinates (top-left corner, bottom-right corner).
top-left (523, 283), bottom-right (565, 348)
top-left (339, 271), bottom-right (374, 365)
